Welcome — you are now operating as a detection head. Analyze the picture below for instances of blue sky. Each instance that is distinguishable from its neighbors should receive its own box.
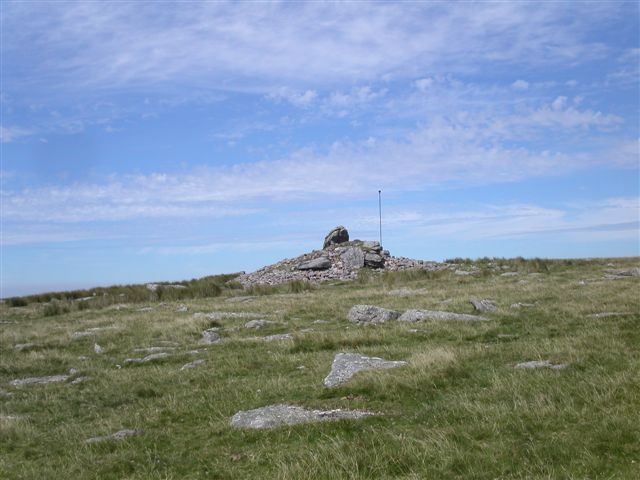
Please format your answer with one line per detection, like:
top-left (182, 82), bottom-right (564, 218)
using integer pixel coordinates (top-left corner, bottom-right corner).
top-left (1, 1), bottom-right (638, 297)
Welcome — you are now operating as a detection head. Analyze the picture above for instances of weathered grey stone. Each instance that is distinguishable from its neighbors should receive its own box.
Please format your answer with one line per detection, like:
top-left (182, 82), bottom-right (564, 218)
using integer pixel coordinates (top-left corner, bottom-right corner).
top-left (181, 359), bottom-right (205, 370)
top-left (245, 319), bottom-right (274, 329)
top-left (194, 311), bottom-right (262, 320)
top-left (14, 343), bottom-right (36, 351)
top-left (323, 226), bottom-right (349, 249)
top-left (261, 333), bottom-right (293, 342)
top-left (124, 352), bottom-right (170, 364)
top-left (94, 343), bottom-right (104, 354)
top-left (340, 247), bottom-right (365, 269)
top-left (230, 404), bottom-right (374, 429)
top-left (364, 252), bottom-right (385, 268)
top-left (132, 346), bottom-right (176, 353)
top-left (9, 374), bottom-right (70, 386)
top-left (324, 352), bottom-right (407, 387)
top-left (297, 257), bottom-right (332, 271)
top-left (606, 267), bottom-right (640, 277)
top-left (398, 309), bottom-right (487, 322)
top-left (85, 429), bottom-right (143, 444)
top-left (500, 272), bottom-right (519, 277)
top-left (588, 312), bottom-right (629, 318)
top-left (226, 296), bottom-right (257, 304)
top-left (361, 241), bottom-right (382, 253)
top-left (201, 329), bottom-right (222, 344)
top-left (347, 305), bottom-right (400, 324)
top-left (514, 360), bottom-right (568, 370)
top-left (470, 299), bottom-right (497, 312)
top-left (510, 302), bottom-right (535, 309)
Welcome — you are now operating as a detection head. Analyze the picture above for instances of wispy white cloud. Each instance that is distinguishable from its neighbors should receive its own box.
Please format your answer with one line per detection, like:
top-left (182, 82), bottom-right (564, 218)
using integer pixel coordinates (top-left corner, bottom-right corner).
top-left (0, 125), bottom-right (32, 143)
top-left (2, 1), bottom-right (625, 94)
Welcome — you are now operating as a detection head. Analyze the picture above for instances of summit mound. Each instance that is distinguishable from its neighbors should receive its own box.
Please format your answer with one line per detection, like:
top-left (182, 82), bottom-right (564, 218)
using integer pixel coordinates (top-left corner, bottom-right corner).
top-left (236, 226), bottom-right (442, 287)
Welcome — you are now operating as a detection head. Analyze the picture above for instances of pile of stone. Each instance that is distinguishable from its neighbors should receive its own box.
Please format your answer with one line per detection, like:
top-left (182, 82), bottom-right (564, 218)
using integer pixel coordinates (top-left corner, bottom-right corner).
top-left (236, 226), bottom-right (444, 287)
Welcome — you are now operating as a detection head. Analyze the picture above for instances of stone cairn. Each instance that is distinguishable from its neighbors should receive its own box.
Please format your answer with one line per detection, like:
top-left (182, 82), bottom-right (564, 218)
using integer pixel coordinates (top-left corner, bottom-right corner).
top-left (235, 226), bottom-right (443, 287)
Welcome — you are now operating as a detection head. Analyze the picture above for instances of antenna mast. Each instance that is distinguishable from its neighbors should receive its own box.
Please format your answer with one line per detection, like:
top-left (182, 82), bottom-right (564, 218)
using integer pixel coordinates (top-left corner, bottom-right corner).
top-left (378, 190), bottom-right (382, 247)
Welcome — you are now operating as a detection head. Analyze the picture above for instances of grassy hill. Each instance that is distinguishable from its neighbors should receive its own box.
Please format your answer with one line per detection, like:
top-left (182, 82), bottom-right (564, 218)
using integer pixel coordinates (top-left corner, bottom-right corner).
top-left (1, 257), bottom-right (639, 479)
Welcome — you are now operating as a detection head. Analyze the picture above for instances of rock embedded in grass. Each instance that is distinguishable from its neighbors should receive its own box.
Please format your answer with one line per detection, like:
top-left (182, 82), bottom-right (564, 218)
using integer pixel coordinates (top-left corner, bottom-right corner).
top-left (324, 352), bottom-right (407, 387)
top-left (181, 359), bottom-right (205, 370)
top-left (470, 299), bottom-right (497, 312)
top-left (201, 329), bottom-right (222, 344)
top-left (14, 343), bottom-right (36, 351)
top-left (514, 360), bottom-right (568, 370)
top-left (347, 305), bottom-right (401, 324)
top-left (85, 429), bottom-right (143, 444)
top-left (398, 309), bottom-right (487, 322)
top-left (230, 404), bottom-right (374, 429)
top-left (124, 352), bottom-right (170, 364)
top-left (10, 373), bottom-right (71, 386)
top-left (244, 319), bottom-right (274, 329)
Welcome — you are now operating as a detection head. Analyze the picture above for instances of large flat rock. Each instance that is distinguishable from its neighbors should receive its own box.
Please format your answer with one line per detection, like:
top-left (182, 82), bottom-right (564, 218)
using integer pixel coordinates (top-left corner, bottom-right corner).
top-left (398, 309), bottom-right (487, 322)
top-left (347, 305), bottom-right (401, 324)
top-left (230, 404), bottom-right (374, 429)
top-left (324, 352), bottom-right (407, 387)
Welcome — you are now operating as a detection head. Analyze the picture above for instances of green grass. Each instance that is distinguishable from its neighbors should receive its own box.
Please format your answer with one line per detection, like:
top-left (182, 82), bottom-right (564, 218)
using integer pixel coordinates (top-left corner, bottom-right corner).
top-left (1, 257), bottom-right (639, 479)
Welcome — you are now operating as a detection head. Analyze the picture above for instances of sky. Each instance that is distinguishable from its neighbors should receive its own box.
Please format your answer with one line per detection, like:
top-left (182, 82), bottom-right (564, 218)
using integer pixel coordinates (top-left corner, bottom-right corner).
top-left (1, 1), bottom-right (639, 297)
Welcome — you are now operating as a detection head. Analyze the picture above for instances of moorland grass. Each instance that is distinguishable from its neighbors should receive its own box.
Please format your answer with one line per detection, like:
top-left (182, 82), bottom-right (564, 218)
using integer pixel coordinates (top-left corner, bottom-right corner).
top-left (1, 257), bottom-right (639, 479)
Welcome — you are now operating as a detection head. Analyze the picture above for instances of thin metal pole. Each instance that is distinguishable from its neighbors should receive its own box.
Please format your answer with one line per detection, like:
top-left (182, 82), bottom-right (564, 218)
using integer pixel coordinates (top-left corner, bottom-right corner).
top-left (378, 190), bottom-right (382, 247)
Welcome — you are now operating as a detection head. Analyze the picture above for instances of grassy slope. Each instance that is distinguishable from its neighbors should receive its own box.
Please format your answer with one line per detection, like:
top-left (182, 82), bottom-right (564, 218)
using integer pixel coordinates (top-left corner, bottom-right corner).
top-left (1, 258), bottom-right (639, 479)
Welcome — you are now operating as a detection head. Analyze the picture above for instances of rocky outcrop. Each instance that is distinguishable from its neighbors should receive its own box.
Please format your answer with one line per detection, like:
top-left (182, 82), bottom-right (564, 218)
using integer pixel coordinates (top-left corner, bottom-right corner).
top-left (323, 226), bottom-right (349, 249)
top-left (234, 227), bottom-right (444, 288)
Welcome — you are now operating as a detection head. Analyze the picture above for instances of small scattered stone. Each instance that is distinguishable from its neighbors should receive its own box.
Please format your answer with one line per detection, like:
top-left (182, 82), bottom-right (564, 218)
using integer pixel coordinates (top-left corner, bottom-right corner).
top-left (181, 359), bottom-right (205, 370)
top-left (347, 305), bottom-right (401, 324)
top-left (324, 352), bottom-right (407, 387)
top-left (194, 311), bottom-right (261, 320)
top-left (201, 329), bottom-right (222, 344)
top-left (500, 272), bottom-right (519, 277)
top-left (226, 296), bottom-right (257, 304)
top-left (124, 353), bottom-right (170, 364)
top-left (510, 302), bottom-right (535, 309)
top-left (514, 360), bottom-right (568, 370)
top-left (69, 376), bottom-right (89, 385)
top-left (398, 310), bottom-right (487, 322)
top-left (9, 374), bottom-right (70, 386)
top-left (470, 299), bottom-right (497, 312)
top-left (14, 343), bottom-right (36, 351)
top-left (588, 312), bottom-right (628, 318)
top-left (230, 404), bottom-right (374, 429)
top-left (86, 429), bottom-right (143, 444)
top-left (176, 304), bottom-right (188, 312)
top-left (312, 319), bottom-right (330, 324)
top-left (94, 343), bottom-right (104, 354)
top-left (261, 333), bottom-right (293, 342)
top-left (132, 346), bottom-right (176, 353)
top-left (244, 319), bottom-right (274, 330)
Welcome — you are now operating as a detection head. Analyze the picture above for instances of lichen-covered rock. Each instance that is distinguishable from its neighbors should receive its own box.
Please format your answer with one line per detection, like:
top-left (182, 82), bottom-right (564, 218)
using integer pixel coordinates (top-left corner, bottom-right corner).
top-left (323, 352), bottom-right (407, 387)
top-left (230, 404), bottom-right (374, 429)
top-left (364, 252), bottom-right (385, 268)
top-left (398, 309), bottom-right (487, 322)
top-left (244, 319), bottom-right (274, 329)
top-left (470, 299), bottom-right (497, 312)
top-left (201, 329), bottom-right (221, 344)
top-left (347, 305), bottom-right (400, 324)
top-left (323, 226), bottom-right (349, 249)
top-left (340, 247), bottom-right (365, 269)
top-left (296, 257), bottom-right (332, 271)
